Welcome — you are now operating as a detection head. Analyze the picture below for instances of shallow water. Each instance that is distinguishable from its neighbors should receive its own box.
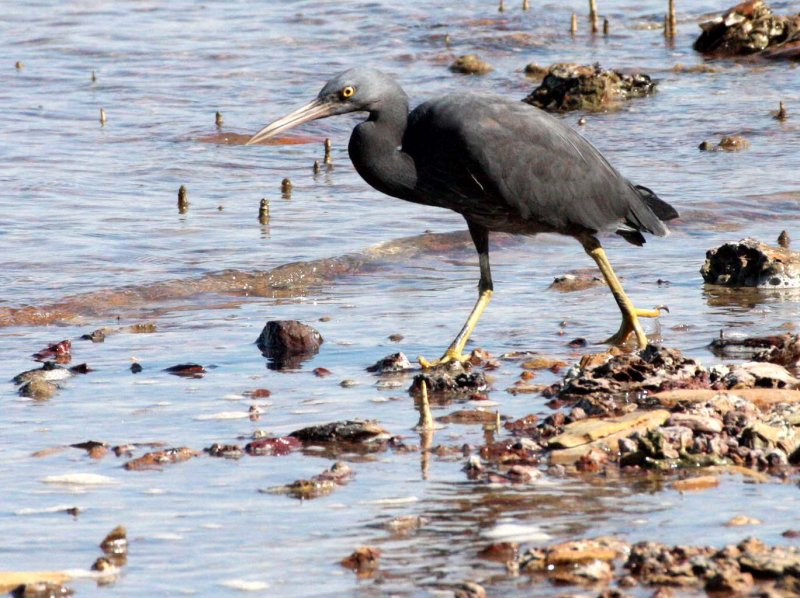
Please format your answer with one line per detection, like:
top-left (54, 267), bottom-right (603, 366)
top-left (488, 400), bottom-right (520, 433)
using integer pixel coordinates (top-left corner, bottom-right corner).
top-left (2, 0), bottom-right (800, 595)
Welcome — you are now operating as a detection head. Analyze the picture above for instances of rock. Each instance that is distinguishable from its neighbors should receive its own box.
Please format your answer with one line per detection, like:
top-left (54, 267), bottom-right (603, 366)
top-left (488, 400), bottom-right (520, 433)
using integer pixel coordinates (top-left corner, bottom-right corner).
top-left (410, 361), bottom-right (487, 397)
top-left (289, 420), bottom-right (390, 446)
top-left (699, 135), bottom-right (750, 151)
top-left (340, 546), bottom-right (380, 576)
top-left (256, 320), bottom-right (323, 369)
top-left (11, 581), bottom-right (74, 597)
top-left (449, 54), bottom-right (492, 75)
top-left (726, 515), bottom-right (762, 526)
top-left (546, 537), bottom-right (629, 564)
top-left (99, 525), bottom-right (128, 555)
top-left (264, 462), bottom-right (354, 500)
top-left (667, 413), bottom-right (723, 433)
top-left (0, 573), bottom-right (72, 594)
top-left (18, 378), bottom-right (59, 400)
top-left (123, 447), bottom-right (198, 470)
top-left (653, 388), bottom-right (800, 409)
top-left (164, 363), bottom-right (206, 377)
top-left (477, 542), bottom-right (519, 562)
top-left (32, 340), bottom-right (71, 361)
top-left (384, 515), bottom-right (428, 534)
top-left (204, 443), bottom-right (244, 459)
top-left (549, 410), bottom-right (671, 449)
top-left (453, 581), bottom-right (486, 598)
top-left (548, 273), bottom-right (605, 292)
top-left (523, 63), bottom-right (656, 112)
top-left (366, 352), bottom-right (413, 374)
top-left (701, 237), bottom-right (800, 288)
top-left (724, 361), bottom-right (799, 388)
top-left (693, 0), bottom-right (800, 58)
top-left (12, 362), bottom-right (71, 385)
top-left (244, 436), bottom-right (302, 456)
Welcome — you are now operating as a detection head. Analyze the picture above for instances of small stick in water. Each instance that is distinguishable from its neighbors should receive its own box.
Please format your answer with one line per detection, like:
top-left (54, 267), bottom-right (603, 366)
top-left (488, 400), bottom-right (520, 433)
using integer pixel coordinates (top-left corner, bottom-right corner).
top-left (603, 17), bottom-right (609, 35)
top-left (91, 70), bottom-right (96, 82)
top-left (258, 198), bottom-right (270, 224)
top-left (416, 380), bottom-right (434, 430)
top-left (313, 160), bottom-right (320, 174)
top-left (178, 185), bottom-right (189, 214)
top-left (774, 101), bottom-right (788, 121)
top-left (498, 0), bottom-right (504, 12)
top-left (589, 0), bottom-right (598, 33)
top-left (215, 111), bottom-right (223, 127)
top-left (668, 0), bottom-right (677, 38)
top-left (664, 14), bottom-right (671, 38)
top-left (522, 0), bottom-right (530, 10)
top-left (99, 108), bottom-right (107, 126)
top-left (15, 61), bottom-right (24, 70)
top-left (281, 177), bottom-right (293, 197)
top-left (324, 138), bottom-right (332, 165)
top-left (571, 13), bottom-right (578, 35)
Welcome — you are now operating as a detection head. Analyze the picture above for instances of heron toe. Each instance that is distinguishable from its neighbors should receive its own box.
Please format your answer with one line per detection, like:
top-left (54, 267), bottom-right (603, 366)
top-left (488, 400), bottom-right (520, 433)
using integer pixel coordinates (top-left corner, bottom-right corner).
top-left (603, 306), bottom-right (665, 349)
top-left (417, 350), bottom-right (470, 369)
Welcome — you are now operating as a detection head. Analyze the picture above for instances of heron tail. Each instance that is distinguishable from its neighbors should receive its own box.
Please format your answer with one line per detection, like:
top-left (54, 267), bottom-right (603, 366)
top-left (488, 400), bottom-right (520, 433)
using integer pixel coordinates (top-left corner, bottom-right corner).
top-left (616, 185), bottom-right (679, 246)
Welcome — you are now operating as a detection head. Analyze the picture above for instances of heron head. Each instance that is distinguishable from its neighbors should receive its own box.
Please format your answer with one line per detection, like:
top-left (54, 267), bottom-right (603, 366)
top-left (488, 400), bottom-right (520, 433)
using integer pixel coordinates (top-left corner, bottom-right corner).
top-left (246, 68), bottom-right (405, 145)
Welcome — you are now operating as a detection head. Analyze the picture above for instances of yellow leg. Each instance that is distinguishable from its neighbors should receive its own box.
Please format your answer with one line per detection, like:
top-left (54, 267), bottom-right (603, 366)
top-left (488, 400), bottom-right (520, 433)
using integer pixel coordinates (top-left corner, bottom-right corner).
top-left (418, 289), bottom-right (493, 368)
top-left (582, 237), bottom-right (663, 349)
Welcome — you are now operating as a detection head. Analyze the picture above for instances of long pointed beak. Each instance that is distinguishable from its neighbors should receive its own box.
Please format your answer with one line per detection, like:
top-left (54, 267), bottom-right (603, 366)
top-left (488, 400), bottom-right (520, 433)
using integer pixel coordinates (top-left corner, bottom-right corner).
top-left (245, 98), bottom-right (335, 145)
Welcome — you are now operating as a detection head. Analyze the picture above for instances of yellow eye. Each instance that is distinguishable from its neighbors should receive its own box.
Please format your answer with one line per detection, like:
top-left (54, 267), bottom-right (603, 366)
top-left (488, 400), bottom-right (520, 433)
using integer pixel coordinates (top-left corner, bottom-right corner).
top-left (341, 86), bottom-right (356, 99)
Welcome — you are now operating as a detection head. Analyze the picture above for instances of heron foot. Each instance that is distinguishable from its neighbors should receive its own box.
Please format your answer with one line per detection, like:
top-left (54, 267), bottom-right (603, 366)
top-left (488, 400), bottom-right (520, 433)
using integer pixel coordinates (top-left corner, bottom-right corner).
top-left (417, 350), bottom-right (470, 369)
top-left (602, 305), bottom-right (668, 350)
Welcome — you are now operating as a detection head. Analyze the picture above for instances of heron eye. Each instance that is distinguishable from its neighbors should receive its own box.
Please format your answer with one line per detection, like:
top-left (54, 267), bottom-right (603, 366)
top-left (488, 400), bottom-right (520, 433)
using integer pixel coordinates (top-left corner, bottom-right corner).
top-left (341, 86), bottom-right (356, 99)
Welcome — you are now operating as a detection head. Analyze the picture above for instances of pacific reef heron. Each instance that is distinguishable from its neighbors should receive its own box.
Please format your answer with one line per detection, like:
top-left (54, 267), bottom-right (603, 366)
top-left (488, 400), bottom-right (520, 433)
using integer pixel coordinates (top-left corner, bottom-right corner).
top-left (246, 68), bottom-right (678, 367)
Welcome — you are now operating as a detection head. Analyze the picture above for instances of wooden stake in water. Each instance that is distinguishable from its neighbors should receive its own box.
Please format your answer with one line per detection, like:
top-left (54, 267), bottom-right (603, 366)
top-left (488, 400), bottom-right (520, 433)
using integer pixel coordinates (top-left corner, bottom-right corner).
top-left (324, 138), bottom-right (332, 165)
top-left (312, 160), bottom-right (320, 174)
top-left (215, 111), bottom-right (223, 127)
top-left (668, 0), bottom-right (677, 38)
top-left (571, 12), bottom-right (578, 35)
top-left (416, 380), bottom-right (434, 430)
top-left (177, 185), bottom-right (189, 214)
top-left (99, 108), bottom-right (107, 126)
top-left (91, 70), bottom-right (96, 82)
top-left (589, 0), bottom-right (598, 33)
top-left (498, 0), bottom-right (505, 12)
top-left (603, 17), bottom-right (609, 35)
top-left (258, 198), bottom-right (270, 224)
top-left (522, 0), bottom-right (530, 11)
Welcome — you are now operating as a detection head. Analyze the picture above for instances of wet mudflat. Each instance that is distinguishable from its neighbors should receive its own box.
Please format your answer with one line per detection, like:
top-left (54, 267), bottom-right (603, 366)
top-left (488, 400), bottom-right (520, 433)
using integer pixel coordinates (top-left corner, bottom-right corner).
top-left (2, 0), bottom-right (800, 596)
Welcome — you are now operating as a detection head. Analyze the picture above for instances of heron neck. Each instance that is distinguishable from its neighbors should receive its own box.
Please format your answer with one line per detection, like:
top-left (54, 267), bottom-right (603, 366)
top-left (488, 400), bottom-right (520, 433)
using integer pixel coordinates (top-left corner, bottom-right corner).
top-left (348, 101), bottom-right (417, 199)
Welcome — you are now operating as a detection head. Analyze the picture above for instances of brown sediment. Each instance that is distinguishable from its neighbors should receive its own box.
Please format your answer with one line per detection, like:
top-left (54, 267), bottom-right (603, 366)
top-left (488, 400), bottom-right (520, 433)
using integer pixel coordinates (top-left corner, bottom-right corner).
top-left (0, 231), bottom-right (483, 328)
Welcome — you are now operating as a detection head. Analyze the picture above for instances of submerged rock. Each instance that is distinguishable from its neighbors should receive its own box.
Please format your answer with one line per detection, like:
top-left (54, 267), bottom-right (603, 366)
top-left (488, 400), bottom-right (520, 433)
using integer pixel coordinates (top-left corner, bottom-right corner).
top-left (264, 461), bottom-right (354, 500)
top-left (290, 420), bottom-right (390, 446)
top-left (523, 63), bottom-right (656, 112)
top-left (701, 237), bottom-right (800, 288)
top-left (410, 361), bottom-right (487, 397)
top-left (693, 0), bottom-right (800, 59)
top-left (366, 352), bottom-right (413, 374)
top-left (256, 320), bottom-right (323, 369)
top-left (699, 134), bottom-right (750, 152)
top-left (449, 54), bottom-right (492, 75)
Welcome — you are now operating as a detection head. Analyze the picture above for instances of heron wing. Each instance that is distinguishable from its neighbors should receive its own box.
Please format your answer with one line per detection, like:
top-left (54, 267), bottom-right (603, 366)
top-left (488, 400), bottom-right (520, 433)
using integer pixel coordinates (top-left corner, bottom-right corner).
top-left (403, 94), bottom-right (669, 237)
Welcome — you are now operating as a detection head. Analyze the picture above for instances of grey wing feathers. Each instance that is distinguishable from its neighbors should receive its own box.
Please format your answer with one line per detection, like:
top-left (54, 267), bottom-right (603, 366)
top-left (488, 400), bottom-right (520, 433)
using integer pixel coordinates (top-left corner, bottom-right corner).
top-left (405, 94), bottom-right (676, 239)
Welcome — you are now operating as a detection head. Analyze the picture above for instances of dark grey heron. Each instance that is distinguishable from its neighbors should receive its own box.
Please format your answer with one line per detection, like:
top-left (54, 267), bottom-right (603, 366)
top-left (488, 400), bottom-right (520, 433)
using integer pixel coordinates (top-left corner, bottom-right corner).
top-left (246, 68), bottom-right (678, 367)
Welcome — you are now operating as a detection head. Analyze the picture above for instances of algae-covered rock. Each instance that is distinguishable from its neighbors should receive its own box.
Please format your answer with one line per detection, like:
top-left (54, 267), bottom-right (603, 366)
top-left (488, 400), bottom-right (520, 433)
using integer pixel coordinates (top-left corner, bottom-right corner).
top-left (701, 237), bottom-right (800, 288)
top-left (523, 63), bottom-right (656, 112)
